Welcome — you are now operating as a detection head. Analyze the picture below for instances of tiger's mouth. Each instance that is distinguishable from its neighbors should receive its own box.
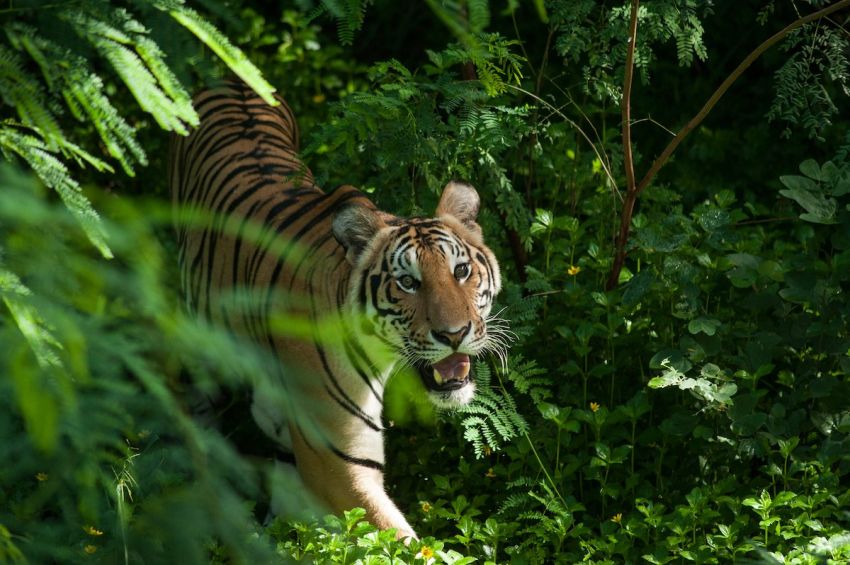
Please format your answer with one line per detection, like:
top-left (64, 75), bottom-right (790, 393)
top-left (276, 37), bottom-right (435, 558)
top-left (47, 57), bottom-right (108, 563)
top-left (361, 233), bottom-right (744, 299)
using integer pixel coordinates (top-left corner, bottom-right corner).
top-left (416, 352), bottom-right (473, 392)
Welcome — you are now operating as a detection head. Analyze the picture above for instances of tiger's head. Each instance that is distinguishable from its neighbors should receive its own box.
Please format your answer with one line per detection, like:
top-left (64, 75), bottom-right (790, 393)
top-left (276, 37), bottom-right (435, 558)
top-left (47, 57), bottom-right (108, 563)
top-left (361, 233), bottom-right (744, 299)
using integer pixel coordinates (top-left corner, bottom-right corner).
top-left (333, 181), bottom-right (506, 408)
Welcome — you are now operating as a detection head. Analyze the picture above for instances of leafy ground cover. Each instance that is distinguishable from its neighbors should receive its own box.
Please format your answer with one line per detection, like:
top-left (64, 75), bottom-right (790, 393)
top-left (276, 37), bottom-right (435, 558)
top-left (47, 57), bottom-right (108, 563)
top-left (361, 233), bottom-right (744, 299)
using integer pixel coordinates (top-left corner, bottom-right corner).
top-left (2, 1), bottom-right (850, 563)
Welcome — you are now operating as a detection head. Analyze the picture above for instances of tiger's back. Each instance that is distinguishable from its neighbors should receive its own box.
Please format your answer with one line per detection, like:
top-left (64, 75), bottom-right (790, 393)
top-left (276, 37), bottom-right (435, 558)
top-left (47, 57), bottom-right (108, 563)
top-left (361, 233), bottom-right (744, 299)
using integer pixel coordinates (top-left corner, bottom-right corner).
top-left (171, 81), bottom-right (367, 330)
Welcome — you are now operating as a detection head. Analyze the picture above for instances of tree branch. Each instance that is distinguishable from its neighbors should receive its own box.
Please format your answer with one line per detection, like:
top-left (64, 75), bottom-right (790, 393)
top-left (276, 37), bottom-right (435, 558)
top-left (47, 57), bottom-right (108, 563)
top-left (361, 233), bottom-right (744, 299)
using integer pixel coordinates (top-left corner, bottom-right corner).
top-left (622, 1), bottom-right (639, 197)
top-left (606, 0), bottom-right (640, 290)
top-left (605, 0), bottom-right (850, 289)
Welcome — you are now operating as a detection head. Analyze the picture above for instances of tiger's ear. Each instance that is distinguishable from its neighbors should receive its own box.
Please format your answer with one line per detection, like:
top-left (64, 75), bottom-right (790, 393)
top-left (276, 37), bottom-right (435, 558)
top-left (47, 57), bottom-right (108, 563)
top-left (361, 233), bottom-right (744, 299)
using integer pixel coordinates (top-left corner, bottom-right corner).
top-left (436, 181), bottom-right (481, 233)
top-left (333, 204), bottom-right (385, 264)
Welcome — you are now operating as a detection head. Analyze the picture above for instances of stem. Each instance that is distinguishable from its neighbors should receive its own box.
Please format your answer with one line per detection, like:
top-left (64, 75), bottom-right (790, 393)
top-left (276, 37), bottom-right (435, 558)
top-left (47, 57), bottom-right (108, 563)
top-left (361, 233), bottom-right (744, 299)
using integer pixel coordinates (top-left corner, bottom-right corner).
top-left (524, 433), bottom-right (566, 506)
top-left (606, 0), bottom-right (640, 290)
top-left (783, 453), bottom-right (789, 491)
top-left (555, 427), bottom-right (561, 474)
top-left (606, 0), bottom-right (850, 289)
top-left (622, 1), bottom-right (639, 197)
top-left (630, 418), bottom-right (636, 478)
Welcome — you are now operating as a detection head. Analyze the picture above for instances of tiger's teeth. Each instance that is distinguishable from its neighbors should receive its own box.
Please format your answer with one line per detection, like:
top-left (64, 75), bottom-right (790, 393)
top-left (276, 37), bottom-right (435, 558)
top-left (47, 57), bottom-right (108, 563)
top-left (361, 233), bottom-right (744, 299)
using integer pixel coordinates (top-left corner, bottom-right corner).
top-left (458, 363), bottom-right (470, 380)
top-left (433, 369), bottom-right (443, 385)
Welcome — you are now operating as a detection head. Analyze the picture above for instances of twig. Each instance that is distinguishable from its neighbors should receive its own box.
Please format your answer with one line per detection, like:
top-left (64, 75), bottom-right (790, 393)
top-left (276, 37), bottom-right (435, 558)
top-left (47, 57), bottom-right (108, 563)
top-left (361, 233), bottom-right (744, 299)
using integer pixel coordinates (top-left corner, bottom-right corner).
top-left (622, 1), bottom-right (639, 198)
top-left (606, 0), bottom-right (640, 290)
top-left (605, 0), bottom-right (850, 289)
top-left (630, 117), bottom-right (677, 137)
top-left (508, 85), bottom-right (620, 195)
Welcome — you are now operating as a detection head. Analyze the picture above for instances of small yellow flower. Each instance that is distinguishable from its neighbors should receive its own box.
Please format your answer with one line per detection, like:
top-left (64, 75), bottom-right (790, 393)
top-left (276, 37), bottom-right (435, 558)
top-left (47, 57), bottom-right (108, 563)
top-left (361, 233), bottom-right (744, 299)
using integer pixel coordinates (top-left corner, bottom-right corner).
top-left (568, 265), bottom-right (581, 276)
top-left (35, 472), bottom-right (48, 482)
top-left (312, 93), bottom-right (326, 104)
top-left (589, 402), bottom-right (600, 412)
top-left (611, 513), bottom-right (623, 524)
top-left (420, 545), bottom-right (434, 559)
top-left (83, 525), bottom-right (103, 536)
top-left (485, 468), bottom-right (496, 478)
top-left (420, 501), bottom-right (432, 513)
top-left (83, 545), bottom-right (97, 554)
top-left (483, 445), bottom-right (492, 457)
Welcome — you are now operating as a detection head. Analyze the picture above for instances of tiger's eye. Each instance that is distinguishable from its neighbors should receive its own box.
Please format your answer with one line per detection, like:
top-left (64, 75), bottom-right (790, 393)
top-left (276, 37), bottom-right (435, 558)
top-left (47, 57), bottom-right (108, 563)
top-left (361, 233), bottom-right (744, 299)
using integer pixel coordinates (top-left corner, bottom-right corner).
top-left (397, 274), bottom-right (419, 291)
top-left (454, 263), bottom-right (470, 280)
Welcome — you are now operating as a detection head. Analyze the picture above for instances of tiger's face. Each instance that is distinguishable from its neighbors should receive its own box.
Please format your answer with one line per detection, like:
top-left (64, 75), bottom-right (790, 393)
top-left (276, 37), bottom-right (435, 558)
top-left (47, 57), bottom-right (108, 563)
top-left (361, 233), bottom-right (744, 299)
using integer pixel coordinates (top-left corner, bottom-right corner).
top-left (334, 182), bottom-right (505, 408)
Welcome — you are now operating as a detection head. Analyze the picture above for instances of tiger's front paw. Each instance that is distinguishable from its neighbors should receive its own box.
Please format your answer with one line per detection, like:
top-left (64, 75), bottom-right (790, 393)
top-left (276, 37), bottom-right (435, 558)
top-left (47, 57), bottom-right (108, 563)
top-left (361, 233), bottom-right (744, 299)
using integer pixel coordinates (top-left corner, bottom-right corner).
top-left (395, 529), bottom-right (418, 544)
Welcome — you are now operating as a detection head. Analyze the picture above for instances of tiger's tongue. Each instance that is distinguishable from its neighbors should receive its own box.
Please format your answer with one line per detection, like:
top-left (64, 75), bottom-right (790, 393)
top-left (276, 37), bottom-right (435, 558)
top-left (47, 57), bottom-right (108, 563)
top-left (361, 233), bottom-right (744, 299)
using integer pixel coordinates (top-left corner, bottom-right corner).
top-left (432, 353), bottom-right (471, 382)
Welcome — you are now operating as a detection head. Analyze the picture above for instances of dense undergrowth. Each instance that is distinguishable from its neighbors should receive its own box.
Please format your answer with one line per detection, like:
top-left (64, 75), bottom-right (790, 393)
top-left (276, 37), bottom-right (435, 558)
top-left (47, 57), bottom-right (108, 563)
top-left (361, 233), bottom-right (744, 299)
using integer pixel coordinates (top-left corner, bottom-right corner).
top-left (2, 1), bottom-right (850, 563)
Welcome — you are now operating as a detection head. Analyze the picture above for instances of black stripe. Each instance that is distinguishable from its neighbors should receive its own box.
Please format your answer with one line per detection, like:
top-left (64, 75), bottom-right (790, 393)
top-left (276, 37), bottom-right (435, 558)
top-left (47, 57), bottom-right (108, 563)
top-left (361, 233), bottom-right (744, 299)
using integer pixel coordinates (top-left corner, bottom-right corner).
top-left (315, 343), bottom-right (382, 432)
top-left (328, 444), bottom-right (384, 471)
top-left (342, 338), bottom-right (383, 403)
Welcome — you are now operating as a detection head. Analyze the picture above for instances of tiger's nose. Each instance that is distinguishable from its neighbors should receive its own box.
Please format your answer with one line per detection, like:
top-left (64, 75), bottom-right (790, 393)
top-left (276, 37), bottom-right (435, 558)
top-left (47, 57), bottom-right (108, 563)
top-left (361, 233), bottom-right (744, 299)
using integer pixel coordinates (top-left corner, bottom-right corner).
top-left (431, 323), bottom-right (471, 349)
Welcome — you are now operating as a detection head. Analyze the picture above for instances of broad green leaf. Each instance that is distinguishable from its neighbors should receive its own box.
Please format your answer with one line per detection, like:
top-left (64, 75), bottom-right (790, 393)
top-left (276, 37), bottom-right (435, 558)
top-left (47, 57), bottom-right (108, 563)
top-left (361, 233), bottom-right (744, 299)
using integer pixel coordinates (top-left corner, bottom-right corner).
top-left (779, 174), bottom-right (817, 193)
top-left (724, 253), bottom-right (761, 287)
top-left (799, 158), bottom-right (821, 180)
top-left (688, 317), bottom-right (722, 336)
top-left (779, 175), bottom-right (837, 224)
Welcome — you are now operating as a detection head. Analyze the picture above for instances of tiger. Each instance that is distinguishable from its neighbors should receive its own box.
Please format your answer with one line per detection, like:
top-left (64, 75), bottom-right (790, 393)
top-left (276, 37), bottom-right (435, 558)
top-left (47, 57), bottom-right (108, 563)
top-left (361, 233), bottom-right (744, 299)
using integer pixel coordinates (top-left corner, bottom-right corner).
top-left (169, 79), bottom-right (505, 539)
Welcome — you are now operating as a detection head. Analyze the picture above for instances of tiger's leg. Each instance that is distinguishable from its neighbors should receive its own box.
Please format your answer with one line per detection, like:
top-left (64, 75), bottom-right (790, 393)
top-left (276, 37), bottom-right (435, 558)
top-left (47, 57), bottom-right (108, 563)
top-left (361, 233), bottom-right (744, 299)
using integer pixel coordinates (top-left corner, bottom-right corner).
top-left (290, 425), bottom-right (417, 540)
top-left (251, 385), bottom-right (330, 521)
top-left (267, 458), bottom-right (326, 523)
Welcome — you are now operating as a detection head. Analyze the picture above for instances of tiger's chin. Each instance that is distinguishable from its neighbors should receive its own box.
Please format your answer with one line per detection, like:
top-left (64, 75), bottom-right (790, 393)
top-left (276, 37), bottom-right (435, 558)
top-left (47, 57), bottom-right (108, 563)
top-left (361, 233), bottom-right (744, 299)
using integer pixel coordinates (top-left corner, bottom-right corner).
top-left (426, 383), bottom-right (476, 409)
top-left (415, 352), bottom-right (476, 409)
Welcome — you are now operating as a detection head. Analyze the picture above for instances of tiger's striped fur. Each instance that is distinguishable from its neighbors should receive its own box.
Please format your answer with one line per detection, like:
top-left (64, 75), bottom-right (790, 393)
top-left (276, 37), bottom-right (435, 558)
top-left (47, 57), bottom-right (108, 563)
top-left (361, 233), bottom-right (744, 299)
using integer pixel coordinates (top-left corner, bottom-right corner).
top-left (170, 80), bottom-right (503, 538)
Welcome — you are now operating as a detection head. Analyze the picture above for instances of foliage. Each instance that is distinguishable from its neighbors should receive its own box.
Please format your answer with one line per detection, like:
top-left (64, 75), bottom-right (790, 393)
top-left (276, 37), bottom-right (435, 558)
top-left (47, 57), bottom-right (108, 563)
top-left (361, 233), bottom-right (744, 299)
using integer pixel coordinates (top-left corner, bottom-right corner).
top-left (0, 0), bottom-right (274, 257)
top-left (3, 0), bottom-right (850, 564)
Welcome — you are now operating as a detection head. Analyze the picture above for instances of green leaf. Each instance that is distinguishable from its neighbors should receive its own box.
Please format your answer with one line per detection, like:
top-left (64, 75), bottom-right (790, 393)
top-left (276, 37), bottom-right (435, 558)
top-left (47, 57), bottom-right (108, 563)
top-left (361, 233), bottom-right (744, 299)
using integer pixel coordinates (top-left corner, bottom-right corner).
top-left (537, 402), bottom-right (559, 420)
top-left (533, 0), bottom-right (549, 23)
top-left (688, 317), bottom-right (722, 336)
top-left (758, 260), bottom-right (785, 282)
top-left (779, 174), bottom-right (817, 193)
top-left (0, 268), bottom-right (63, 369)
top-left (0, 128), bottom-right (112, 257)
top-left (166, 7), bottom-right (277, 105)
top-left (724, 253), bottom-right (761, 288)
top-left (622, 272), bottom-right (654, 307)
top-left (779, 175), bottom-right (837, 224)
top-left (8, 345), bottom-right (60, 453)
top-left (799, 158), bottom-right (821, 180)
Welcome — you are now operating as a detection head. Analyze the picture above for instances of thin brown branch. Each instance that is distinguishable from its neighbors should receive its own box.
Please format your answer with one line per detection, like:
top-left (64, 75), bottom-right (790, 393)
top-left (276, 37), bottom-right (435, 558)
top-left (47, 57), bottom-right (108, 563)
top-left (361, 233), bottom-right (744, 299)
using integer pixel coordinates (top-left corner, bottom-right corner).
top-left (606, 0), bottom-right (640, 290)
top-left (605, 0), bottom-right (850, 289)
top-left (630, 117), bottom-right (677, 137)
top-left (634, 0), bottom-right (850, 198)
top-left (622, 1), bottom-right (639, 197)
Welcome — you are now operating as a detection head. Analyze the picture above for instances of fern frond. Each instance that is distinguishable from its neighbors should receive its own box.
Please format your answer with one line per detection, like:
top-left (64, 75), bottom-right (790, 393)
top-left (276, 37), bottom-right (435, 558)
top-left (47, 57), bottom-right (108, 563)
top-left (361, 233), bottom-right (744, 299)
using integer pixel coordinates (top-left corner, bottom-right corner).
top-left (133, 34), bottom-right (195, 119)
top-left (325, 0), bottom-right (371, 47)
top-left (767, 26), bottom-right (849, 140)
top-left (0, 126), bottom-right (112, 258)
top-left (164, 5), bottom-right (277, 105)
top-left (0, 45), bottom-right (64, 150)
top-left (467, 0), bottom-right (491, 33)
top-left (64, 9), bottom-right (197, 134)
top-left (506, 355), bottom-right (551, 404)
top-left (458, 361), bottom-right (528, 457)
top-left (0, 267), bottom-right (63, 369)
top-left (7, 24), bottom-right (147, 175)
